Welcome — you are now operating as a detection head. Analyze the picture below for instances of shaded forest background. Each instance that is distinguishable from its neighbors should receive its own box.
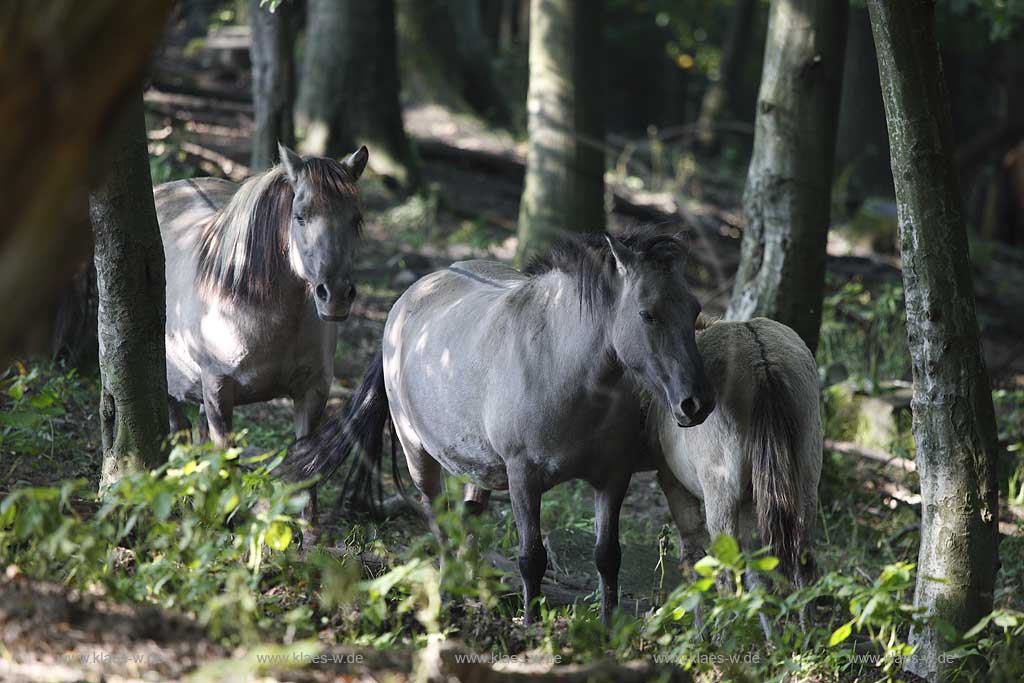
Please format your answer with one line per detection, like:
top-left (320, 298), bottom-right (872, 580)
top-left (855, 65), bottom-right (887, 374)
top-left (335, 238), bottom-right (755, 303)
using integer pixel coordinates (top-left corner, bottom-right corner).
top-left (3, 1), bottom-right (1024, 682)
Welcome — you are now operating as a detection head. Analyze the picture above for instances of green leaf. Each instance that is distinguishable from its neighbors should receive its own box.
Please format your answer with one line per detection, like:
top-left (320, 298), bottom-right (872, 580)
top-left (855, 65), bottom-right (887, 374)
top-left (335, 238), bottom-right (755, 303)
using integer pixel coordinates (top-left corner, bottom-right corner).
top-left (993, 611), bottom-right (1020, 629)
top-left (29, 393), bottom-right (54, 409)
top-left (153, 491), bottom-right (174, 521)
top-left (266, 521), bottom-right (293, 551)
top-left (710, 534), bottom-right (740, 565)
top-left (829, 620), bottom-right (854, 646)
top-left (750, 556), bottom-right (779, 572)
top-left (8, 384), bottom-right (24, 400)
top-left (693, 556), bottom-right (718, 578)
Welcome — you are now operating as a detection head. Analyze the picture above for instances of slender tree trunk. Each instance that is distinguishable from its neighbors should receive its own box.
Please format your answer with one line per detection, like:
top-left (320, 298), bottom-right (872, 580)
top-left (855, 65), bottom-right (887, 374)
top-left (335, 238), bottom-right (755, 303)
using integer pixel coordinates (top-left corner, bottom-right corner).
top-left (834, 4), bottom-right (893, 203)
top-left (0, 0), bottom-right (174, 365)
top-left (248, 0), bottom-right (296, 171)
top-left (515, 0), bottom-right (605, 265)
top-left (695, 0), bottom-right (755, 152)
top-left (298, 0), bottom-right (417, 187)
top-left (866, 3), bottom-right (1000, 680)
top-left (90, 92), bottom-right (169, 493)
top-left (725, 0), bottom-right (847, 354)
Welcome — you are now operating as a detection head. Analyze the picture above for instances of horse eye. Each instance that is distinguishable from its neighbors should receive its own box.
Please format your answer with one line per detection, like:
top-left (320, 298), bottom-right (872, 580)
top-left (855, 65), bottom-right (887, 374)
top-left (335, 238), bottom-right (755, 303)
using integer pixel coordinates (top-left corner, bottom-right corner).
top-left (294, 213), bottom-right (305, 226)
top-left (639, 310), bottom-right (656, 324)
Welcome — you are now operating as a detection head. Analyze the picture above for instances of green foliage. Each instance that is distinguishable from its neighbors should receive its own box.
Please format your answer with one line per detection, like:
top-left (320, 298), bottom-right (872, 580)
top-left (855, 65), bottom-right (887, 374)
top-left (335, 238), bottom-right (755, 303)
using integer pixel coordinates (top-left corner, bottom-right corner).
top-left (0, 363), bottom-right (97, 487)
top-left (0, 443), bottom-right (309, 643)
top-left (819, 279), bottom-right (911, 392)
top-left (148, 137), bottom-right (202, 185)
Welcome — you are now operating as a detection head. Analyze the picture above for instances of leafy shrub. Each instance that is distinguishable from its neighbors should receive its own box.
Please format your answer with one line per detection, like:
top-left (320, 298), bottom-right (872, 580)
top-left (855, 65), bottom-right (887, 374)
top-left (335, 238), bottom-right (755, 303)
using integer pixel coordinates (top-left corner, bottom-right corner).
top-left (819, 280), bottom-right (911, 392)
top-left (0, 443), bottom-right (308, 642)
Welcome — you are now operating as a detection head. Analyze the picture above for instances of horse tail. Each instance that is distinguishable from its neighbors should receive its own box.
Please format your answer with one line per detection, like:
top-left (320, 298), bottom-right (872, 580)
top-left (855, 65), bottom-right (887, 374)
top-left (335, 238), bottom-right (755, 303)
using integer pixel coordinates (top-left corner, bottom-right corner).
top-left (747, 357), bottom-right (805, 583)
top-left (282, 349), bottom-right (402, 510)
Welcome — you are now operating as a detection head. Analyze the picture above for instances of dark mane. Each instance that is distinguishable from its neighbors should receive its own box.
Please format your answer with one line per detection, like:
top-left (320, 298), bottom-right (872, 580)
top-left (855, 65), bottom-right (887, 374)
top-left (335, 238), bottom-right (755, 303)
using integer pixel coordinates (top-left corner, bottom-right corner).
top-left (196, 158), bottom-right (361, 304)
top-left (523, 227), bottom-right (688, 314)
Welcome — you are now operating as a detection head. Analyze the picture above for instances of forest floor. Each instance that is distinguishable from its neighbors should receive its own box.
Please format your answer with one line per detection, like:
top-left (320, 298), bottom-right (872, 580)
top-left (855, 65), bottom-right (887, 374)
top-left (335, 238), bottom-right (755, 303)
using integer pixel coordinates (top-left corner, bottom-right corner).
top-left (3, 32), bottom-right (1024, 683)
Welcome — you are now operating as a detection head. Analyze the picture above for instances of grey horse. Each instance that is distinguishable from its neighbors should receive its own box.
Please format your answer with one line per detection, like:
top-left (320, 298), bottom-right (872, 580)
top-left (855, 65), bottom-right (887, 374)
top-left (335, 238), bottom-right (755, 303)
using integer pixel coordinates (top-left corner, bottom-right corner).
top-left (155, 143), bottom-right (368, 512)
top-left (285, 229), bottom-right (715, 625)
top-left (651, 316), bottom-right (822, 635)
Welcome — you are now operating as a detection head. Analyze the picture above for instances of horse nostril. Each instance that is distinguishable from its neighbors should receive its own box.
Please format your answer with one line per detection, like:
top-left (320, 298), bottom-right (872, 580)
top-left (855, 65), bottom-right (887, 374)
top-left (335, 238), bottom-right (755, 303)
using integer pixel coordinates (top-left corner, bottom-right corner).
top-left (315, 284), bottom-right (330, 302)
top-left (680, 397), bottom-right (701, 419)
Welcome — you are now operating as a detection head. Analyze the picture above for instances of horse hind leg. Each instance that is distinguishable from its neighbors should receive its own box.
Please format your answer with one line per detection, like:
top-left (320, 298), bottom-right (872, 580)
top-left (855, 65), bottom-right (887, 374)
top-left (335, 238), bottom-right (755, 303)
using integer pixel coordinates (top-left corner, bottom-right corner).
top-left (168, 397), bottom-right (192, 443)
top-left (403, 446), bottom-right (444, 541)
top-left (201, 374), bottom-right (234, 449)
top-left (739, 500), bottom-right (775, 640)
top-left (463, 483), bottom-right (491, 517)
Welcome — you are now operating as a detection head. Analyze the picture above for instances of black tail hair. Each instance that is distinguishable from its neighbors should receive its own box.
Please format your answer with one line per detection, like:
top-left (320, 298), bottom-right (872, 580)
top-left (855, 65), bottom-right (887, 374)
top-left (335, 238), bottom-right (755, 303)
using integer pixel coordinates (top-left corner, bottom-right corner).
top-left (747, 369), bottom-right (806, 583)
top-left (282, 350), bottom-right (404, 511)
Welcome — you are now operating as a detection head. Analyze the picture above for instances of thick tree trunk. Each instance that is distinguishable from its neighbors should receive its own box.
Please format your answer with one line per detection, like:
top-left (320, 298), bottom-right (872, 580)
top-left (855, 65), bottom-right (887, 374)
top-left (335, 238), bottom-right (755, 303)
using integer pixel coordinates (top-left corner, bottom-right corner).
top-left (725, 0), bottom-right (847, 354)
top-left (398, 0), bottom-right (511, 126)
top-left (515, 0), bottom-right (605, 265)
top-left (0, 0), bottom-right (174, 365)
top-left (248, 0), bottom-right (296, 171)
top-left (834, 4), bottom-right (893, 203)
top-left (866, 3), bottom-right (1000, 680)
top-left (695, 0), bottom-right (756, 152)
top-left (90, 92), bottom-right (169, 493)
top-left (298, 0), bottom-right (417, 187)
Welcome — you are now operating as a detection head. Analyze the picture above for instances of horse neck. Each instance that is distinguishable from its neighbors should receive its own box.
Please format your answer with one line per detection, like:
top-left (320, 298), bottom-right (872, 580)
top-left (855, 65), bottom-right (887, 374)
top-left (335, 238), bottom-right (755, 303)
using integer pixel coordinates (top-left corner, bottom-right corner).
top-left (534, 270), bottom-right (622, 386)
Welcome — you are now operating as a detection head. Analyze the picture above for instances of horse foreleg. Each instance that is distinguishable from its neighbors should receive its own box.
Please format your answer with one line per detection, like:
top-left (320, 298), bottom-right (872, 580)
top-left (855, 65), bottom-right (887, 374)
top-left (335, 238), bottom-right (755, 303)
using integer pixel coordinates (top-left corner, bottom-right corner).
top-left (200, 375), bottom-right (233, 449)
top-left (593, 472), bottom-right (630, 627)
top-left (293, 386), bottom-right (328, 525)
top-left (508, 465), bottom-right (546, 625)
top-left (657, 466), bottom-right (709, 634)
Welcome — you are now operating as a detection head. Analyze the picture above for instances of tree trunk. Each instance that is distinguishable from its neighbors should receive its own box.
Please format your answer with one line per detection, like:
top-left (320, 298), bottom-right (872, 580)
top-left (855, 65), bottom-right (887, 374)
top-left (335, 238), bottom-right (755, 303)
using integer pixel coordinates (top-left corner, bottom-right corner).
top-left (298, 0), bottom-right (417, 187)
top-left (248, 0), bottom-right (296, 171)
top-left (866, 3), bottom-right (1000, 680)
top-left (0, 0), bottom-right (174, 365)
top-left (90, 92), bottom-right (169, 493)
top-left (834, 4), bottom-right (893, 204)
top-left (515, 0), bottom-right (605, 265)
top-left (398, 0), bottom-right (511, 127)
top-left (695, 0), bottom-right (756, 152)
top-left (725, 0), bottom-right (847, 354)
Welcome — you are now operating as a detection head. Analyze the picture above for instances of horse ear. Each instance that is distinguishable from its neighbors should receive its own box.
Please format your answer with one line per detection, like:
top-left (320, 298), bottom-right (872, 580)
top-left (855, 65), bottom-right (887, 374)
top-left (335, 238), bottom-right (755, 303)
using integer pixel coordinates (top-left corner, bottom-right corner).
top-left (605, 234), bottom-right (636, 276)
top-left (342, 146), bottom-right (369, 181)
top-left (278, 143), bottom-right (305, 183)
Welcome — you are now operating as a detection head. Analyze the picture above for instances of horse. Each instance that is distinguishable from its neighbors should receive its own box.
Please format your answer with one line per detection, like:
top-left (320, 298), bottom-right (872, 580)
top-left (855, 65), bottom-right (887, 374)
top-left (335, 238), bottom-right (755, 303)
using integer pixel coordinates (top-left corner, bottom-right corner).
top-left (154, 143), bottom-right (368, 515)
top-left (650, 316), bottom-right (822, 636)
top-left (285, 228), bottom-right (716, 625)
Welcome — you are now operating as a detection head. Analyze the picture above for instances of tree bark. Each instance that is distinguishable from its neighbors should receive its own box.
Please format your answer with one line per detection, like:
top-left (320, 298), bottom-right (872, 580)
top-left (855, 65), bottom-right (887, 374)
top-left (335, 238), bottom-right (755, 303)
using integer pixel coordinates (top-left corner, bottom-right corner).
top-left (866, 2), bottom-right (1000, 680)
top-left (248, 0), bottom-right (296, 171)
top-left (0, 0), bottom-right (174, 365)
top-left (725, 0), bottom-right (847, 354)
top-left (515, 0), bottom-right (605, 265)
top-left (298, 0), bottom-right (417, 187)
top-left (90, 92), bottom-right (169, 493)
top-left (695, 0), bottom-right (756, 152)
